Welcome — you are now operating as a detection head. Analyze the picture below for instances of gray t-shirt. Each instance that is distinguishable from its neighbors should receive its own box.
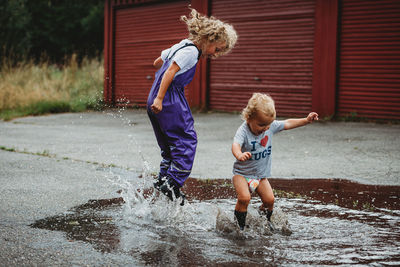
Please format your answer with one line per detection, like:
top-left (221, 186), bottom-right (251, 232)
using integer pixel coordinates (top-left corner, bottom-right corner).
top-left (161, 39), bottom-right (199, 77)
top-left (233, 120), bottom-right (285, 179)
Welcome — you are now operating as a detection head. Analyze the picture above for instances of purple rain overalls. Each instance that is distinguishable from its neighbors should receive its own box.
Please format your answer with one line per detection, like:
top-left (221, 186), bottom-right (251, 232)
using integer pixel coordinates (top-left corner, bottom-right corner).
top-left (147, 43), bottom-right (201, 188)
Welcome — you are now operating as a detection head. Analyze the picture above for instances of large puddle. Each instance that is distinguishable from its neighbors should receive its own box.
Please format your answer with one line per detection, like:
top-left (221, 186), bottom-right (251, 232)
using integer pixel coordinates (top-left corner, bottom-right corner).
top-left (32, 173), bottom-right (400, 265)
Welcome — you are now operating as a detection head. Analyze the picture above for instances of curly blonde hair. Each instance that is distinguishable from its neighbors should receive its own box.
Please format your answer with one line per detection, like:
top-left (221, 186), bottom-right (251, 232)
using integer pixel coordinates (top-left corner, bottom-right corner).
top-left (242, 93), bottom-right (276, 121)
top-left (181, 8), bottom-right (237, 57)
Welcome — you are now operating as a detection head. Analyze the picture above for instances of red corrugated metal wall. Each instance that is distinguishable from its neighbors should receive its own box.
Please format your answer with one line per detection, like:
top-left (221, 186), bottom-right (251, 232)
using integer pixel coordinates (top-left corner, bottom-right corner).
top-left (209, 0), bottom-right (316, 117)
top-left (113, 1), bottom-right (189, 106)
top-left (105, 0), bottom-right (399, 120)
top-left (337, 0), bottom-right (400, 120)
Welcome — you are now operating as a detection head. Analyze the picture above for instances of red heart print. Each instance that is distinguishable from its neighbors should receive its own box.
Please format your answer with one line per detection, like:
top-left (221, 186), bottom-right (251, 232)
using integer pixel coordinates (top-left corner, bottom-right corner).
top-left (260, 135), bottom-right (268, 147)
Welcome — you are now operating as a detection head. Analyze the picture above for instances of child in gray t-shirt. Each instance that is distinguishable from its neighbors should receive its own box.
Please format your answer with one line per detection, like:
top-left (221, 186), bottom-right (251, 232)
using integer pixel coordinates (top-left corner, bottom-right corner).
top-left (232, 93), bottom-right (319, 230)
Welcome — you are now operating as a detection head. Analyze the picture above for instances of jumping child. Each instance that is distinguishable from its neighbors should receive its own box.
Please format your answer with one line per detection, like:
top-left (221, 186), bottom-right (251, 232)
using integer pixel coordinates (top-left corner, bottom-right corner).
top-left (232, 93), bottom-right (318, 230)
top-left (147, 8), bottom-right (237, 203)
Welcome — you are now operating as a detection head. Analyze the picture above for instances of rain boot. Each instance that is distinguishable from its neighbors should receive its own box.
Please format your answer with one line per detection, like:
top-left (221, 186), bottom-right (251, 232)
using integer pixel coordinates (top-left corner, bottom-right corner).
top-left (266, 209), bottom-right (275, 232)
top-left (266, 210), bottom-right (273, 221)
top-left (259, 209), bottom-right (275, 232)
top-left (234, 210), bottom-right (247, 230)
top-left (159, 177), bottom-right (185, 206)
top-left (153, 175), bottom-right (166, 191)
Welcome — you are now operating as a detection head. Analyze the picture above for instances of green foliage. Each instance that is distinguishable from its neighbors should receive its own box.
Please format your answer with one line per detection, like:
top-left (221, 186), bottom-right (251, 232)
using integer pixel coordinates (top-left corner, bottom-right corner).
top-left (0, 0), bottom-right (32, 61)
top-left (0, 0), bottom-right (104, 64)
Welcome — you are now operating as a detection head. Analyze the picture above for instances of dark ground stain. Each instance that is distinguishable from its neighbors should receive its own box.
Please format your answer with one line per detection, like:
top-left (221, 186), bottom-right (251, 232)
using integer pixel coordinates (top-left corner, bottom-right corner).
top-left (184, 177), bottom-right (399, 211)
top-left (31, 198), bottom-right (124, 253)
top-left (31, 177), bottom-right (399, 254)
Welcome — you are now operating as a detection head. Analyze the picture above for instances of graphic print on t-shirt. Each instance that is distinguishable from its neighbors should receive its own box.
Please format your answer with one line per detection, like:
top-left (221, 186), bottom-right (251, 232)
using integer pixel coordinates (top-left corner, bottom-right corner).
top-left (250, 138), bottom-right (272, 161)
top-left (232, 120), bottom-right (285, 179)
top-left (260, 135), bottom-right (268, 147)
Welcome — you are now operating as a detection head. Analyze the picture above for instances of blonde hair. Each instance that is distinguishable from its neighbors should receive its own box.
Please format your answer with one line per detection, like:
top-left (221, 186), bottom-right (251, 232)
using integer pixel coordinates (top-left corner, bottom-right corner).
top-left (242, 93), bottom-right (276, 121)
top-left (181, 8), bottom-right (238, 57)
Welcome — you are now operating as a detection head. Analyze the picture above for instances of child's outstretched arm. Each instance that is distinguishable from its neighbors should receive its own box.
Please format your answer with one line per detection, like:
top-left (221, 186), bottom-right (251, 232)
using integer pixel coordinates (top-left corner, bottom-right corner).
top-left (284, 112), bottom-right (319, 130)
top-left (232, 143), bottom-right (252, 161)
top-left (151, 62), bottom-right (180, 114)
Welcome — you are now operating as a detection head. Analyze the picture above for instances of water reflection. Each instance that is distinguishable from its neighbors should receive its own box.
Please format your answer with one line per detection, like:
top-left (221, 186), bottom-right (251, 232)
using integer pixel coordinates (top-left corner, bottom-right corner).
top-left (31, 176), bottom-right (400, 265)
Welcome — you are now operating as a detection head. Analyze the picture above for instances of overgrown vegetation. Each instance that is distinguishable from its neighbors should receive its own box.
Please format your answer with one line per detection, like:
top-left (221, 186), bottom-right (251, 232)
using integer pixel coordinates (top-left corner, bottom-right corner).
top-left (0, 55), bottom-right (104, 121)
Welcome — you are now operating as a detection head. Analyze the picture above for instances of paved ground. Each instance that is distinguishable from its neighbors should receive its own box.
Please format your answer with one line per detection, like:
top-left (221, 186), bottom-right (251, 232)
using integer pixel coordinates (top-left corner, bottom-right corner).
top-left (0, 110), bottom-right (399, 265)
top-left (1, 109), bottom-right (399, 184)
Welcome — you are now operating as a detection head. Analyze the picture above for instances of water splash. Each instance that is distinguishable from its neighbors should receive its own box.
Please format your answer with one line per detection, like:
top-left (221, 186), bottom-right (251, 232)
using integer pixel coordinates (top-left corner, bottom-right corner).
top-left (104, 106), bottom-right (152, 177)
top-left (29, 108), bottom-right (400, 264)
top-left (101, 107), bottom-right (201, 230)
top-left (115, 171), bottom-right (198, 229)
top-left (216, 205), bottom-right (292, 236)
top-left (31, 173), bottom-right (400, 265)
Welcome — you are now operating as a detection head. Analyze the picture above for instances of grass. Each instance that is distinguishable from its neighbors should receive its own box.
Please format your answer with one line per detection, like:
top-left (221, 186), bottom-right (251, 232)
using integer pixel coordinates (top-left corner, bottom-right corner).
top-left (0, 54), bottom-right (104, 121)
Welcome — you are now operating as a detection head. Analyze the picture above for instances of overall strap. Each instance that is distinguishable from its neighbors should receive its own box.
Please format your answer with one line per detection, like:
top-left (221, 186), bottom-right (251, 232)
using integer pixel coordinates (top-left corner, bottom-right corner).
top-left (167, 43), bottom-right (202, 61)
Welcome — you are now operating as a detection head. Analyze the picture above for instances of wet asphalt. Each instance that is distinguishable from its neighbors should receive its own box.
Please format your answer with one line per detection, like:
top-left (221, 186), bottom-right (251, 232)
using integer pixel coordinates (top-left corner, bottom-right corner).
top-left (0, 109), bottom-right (399, 265)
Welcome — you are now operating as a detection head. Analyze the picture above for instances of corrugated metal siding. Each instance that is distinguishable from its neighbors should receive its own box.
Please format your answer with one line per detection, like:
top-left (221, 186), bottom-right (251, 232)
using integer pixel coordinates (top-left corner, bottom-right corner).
top-left (113, 1), bottom-right (189, 106)
top-left (209, 0), bottom-right (316, 117)
top-left (337, 0), bottom-right (400, 120)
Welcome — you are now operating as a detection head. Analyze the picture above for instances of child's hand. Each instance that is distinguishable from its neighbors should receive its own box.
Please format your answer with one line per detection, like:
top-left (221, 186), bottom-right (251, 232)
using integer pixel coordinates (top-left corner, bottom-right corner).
top-left (238, 152), bottom-right (252, 161)
top-left (307, 112), bottom-right (319, 123)
top-left (151, 97), bottom-right (163, 114)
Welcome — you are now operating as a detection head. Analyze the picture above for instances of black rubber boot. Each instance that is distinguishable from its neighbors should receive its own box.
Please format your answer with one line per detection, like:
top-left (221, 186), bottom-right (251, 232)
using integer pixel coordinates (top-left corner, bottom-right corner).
top-left (266, 210), bottom-right (273, 222)
top-left (259, 209), bottom-right (275, 231)
top-left (259, 208), bottom-right (273, 221)
top-left (266, 210), bottom-right (275, 231)
top-left (153, 175), bottom-right (166, 191)
top-left (159, 177), bottom-right (185, 206)
top-left (234, 210), bottom-right (247, 230)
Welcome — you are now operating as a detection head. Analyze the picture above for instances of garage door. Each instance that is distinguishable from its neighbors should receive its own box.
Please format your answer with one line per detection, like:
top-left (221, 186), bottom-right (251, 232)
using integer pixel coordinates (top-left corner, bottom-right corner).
top-left (209, 0), bottom-right (316, 117)
top-left (113, 1), bottom-right (189, 107)
top-left (337, 0), bottom-right (400, 120)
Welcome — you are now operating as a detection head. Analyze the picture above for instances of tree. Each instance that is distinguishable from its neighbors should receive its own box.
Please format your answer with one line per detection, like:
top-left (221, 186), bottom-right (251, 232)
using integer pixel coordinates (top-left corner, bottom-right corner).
top-left (0, 0), bottom-right (32, 62)
top-left (0, 0), bottom-right (104, 64)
